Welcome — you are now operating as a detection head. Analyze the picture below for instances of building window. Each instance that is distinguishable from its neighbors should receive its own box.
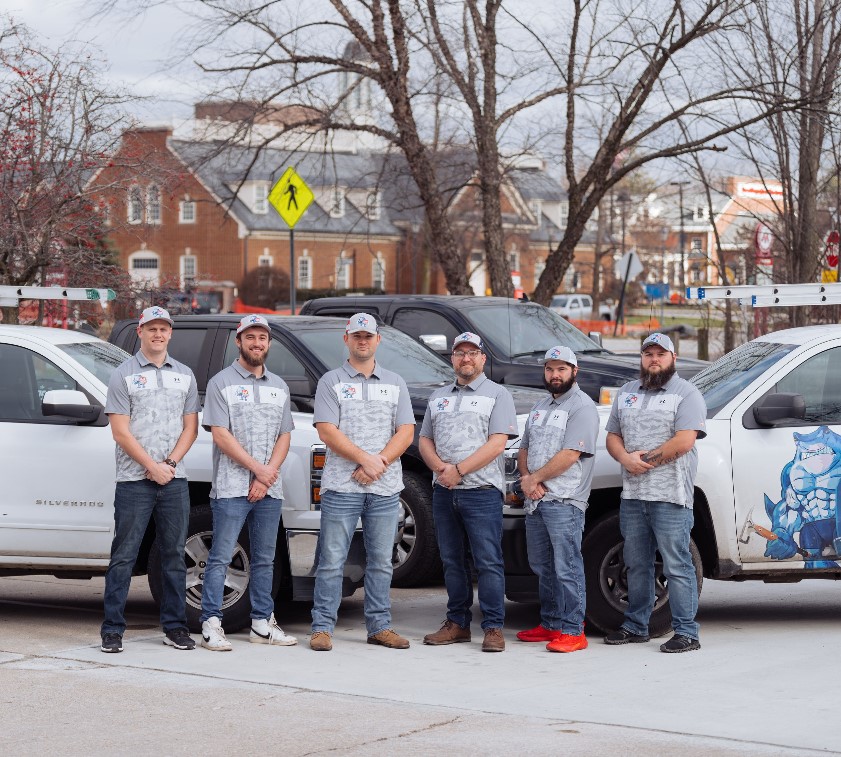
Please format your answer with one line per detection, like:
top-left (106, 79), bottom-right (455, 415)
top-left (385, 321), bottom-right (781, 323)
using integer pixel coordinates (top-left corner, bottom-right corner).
top-left (298, 252), bottom-right (312, 289)
top-left (179, 199), bottom-right (196, 223)
top-left (562, 265), bottom-right (578, 291)
top-left (129, 252), bottom-right (160, 286)
top-left (534, 258), bottom-right (546, 289)
top-left (365, 191), bottom-right (381, 221)
top-left (508, 248), bottom-right (520, 273)
top-left (336, 252), bottom-right (352, 289)
top-left (372, 253), bottom-right (386, 290)
top-left (531, 200), bottom-right (542, 228)
top-left (559, 201), bottom-right (569, 228)
top-left (146, 185), bottom-right (161, 224)
top-left (180, 253), bottom-right (197, 289)
top-left (253, 183), bottom-right (268, 215)
top-left (695, 205), bottom-right (708, 221)
top-left (691, 238), bottom-right (703, 251)
top-left (258, 255), bottom-right (273, 267)
top-left (128, 186), bottom-right (143, 224)
top-left (329, 187), bottom-right (345, 218)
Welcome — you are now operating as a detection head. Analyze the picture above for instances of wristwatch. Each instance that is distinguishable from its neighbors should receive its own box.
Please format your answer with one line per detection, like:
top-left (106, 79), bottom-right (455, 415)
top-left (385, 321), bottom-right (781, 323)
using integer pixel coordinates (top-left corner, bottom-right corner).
top-left (164, 458), bottom-right (177, 469)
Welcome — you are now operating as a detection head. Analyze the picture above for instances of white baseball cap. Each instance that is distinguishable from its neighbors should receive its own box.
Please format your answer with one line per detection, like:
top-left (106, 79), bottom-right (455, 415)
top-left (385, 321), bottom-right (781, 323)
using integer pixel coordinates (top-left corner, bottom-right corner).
top-left (345, 312), bottom-right (379, 334)
top-left (641, 333), bottom-right (676, 353)
top-left (544, 345), bottom-right (577, 366)
top-left (452, 332), bottom-right (484, 351)
top-left (236, 314), bottom-right (271, 335)
top-left (138, 306), bottom-right (173, 327)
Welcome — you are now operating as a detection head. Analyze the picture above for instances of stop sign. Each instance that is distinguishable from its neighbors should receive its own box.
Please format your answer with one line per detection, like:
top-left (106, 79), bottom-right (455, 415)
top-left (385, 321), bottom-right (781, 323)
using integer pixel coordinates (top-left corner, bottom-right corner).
top-left (826, 230), bottom-right (839, 268)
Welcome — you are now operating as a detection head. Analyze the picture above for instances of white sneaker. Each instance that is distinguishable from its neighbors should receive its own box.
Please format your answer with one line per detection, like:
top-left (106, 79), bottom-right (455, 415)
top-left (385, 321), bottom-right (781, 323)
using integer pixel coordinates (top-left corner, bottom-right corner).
top-left (201, 617), bottom-right (232, 651)
top-left (250, 613), bottom-right (298, 646)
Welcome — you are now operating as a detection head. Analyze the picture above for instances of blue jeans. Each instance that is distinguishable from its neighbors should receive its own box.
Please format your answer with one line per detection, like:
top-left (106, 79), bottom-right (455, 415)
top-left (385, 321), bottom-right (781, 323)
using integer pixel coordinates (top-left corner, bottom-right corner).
top-left (102, 478), bottom-right (189, 635)
top-left (619, 498), bottom-right (699, 639)
top-left (432, 485), bottom-right (505, 630)
top-left (525, 500), bottom-right (585, 635)
top-left (311, 490), bottom-right (399, 636)
top-left (200, 496), bottom-right (282, 623)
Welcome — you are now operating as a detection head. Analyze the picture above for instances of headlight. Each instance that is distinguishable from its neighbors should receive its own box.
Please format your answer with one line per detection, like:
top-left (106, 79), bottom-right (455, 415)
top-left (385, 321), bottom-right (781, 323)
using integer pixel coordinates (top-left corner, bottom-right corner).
top-left (599, 386), bottom-right (619, 405)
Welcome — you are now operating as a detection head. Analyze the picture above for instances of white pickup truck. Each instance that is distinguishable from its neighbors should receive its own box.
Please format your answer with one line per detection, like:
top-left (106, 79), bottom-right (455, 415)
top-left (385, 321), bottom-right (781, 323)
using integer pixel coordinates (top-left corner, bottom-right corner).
top-left (0, 325), bottom-right (362, 632)
top-left (565, 324), bottom-right (841, 636)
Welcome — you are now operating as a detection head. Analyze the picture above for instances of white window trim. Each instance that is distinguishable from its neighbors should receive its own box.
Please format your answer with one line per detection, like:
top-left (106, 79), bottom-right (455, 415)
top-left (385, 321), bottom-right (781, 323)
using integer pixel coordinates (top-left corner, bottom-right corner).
top-left (372, 253), bottom-right (386, 290)
top-left (258, 254), bottom-right (274, 267)
top-left (179, 199), bottom-right (196, 224)
top-left (253, 183), bottom-right (269, 215)
top-left (180, 253), bottom-right (197, 289)
top-left (365, 191), bottom-right (381, 221)
top-left (128, 186), bottom-right (143, 225)
top-left (129, 251), bottom-right (161, 286)
top-left (336, 251), bottom-right (351, 289)
top-left (329, 187), bottom-right (346, 218)
top-left (298, 251), bottom-right (312, 289)
top-left (146, 185), bottom-right (161, 225)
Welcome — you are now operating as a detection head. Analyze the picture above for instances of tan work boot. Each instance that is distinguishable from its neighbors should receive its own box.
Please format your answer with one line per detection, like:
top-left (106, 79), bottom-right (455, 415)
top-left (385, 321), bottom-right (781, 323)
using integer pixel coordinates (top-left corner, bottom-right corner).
top-left (423, 619), bottom-right (471, 645)
top-left (367, 628), bottom-right (410, 649)
top-left (310, 631), bottom-right (333, 651)
top-left (482, 627), bottom-right (505, 652)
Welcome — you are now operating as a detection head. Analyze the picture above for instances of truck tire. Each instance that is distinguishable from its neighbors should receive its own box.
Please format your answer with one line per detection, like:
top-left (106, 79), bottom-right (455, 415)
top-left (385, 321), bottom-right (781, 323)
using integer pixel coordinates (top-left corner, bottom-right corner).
top-left (582, 511), bottom-right (703, 638)
top-left (391, 471), bottom-right (442, 587)
top-left (147, 504), bottom-right (282, 633)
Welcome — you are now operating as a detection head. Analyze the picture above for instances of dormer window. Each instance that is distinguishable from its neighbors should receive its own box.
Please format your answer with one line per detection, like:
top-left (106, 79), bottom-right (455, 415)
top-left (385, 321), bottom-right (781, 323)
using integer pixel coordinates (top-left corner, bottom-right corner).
top-left (253, 183), bottom-right (269, 214)
top-left (365, 191), bottom-right (381, 221)
top-left (330, 187), bottom-right (346, 218)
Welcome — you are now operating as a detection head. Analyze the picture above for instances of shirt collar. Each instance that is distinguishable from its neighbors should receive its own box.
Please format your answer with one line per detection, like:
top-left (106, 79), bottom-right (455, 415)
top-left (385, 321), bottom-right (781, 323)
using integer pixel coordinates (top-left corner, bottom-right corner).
top-left (232, 359), bottom-right (267, 381)
top-left (341, 359), bottom-right (381, 379)
top-left (451, 371), bottom-right (488, 392)
top-left (137, 350), bottom-right (173, 368)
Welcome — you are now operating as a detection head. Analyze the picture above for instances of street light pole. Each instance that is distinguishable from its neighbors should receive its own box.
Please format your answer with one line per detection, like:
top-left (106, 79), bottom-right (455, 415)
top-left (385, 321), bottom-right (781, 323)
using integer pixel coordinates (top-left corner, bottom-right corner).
top-left (670, 180), bottom-right (689, 293)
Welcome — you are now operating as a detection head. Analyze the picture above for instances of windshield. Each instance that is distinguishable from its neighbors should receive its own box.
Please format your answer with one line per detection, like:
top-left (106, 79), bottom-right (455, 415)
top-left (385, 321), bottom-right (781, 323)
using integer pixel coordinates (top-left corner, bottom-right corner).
top-left (295, 325), bottom-right (455, 385)
top-left (550, 296), bottom-right (568, 307)
top-left (58, 341), bottom-right (129, 386)
top-left (465, 302), bottom-right (601, 356)
top-left (691, 341), bottom-right (797, 416)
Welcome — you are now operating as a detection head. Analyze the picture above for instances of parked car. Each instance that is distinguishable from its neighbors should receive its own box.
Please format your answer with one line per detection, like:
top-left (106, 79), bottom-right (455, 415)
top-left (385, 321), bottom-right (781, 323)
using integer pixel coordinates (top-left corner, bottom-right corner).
top-left (299, 295), bottom-right (707, 403)
top-left (0, 325), bottom-right (346, 633)
top-left (110, 314), bottom-right (545, 589)
top-left (550, 294), bottom-right (615, 321)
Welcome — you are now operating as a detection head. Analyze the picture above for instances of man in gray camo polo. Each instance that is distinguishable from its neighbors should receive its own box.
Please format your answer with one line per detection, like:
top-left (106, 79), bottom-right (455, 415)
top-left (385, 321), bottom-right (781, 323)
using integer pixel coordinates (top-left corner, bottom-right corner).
top-left (604, 333), bottom-right (707, 653)
top-left (419, 332), bottom-right (517, 653)
top-left (100, 306), bottom-right (199, 654)
top-left (309, 313), bottom-right (415, 652)
top-left (199, 314), bottom-right (297, 652)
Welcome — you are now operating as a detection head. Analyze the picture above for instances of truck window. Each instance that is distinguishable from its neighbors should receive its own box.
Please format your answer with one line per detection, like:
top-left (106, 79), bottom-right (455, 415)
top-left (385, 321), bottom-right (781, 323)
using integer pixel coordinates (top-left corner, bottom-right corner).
top-left (0, 344), bottom-right (77, 421)
top-left (775, 347), bottom-right (841, 424)
top-left (167, 328), bottom-right (211, 373)
top-left (223, 331), bottom-right (309, 380)
top-left (391, 308), bottom-right (460, 351)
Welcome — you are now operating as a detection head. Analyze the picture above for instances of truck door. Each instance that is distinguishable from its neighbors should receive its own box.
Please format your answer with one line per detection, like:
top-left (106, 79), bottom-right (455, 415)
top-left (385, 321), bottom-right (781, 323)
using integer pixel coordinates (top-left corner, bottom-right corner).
top-left (0, 343), bottom-right (115, 561)
top-left (731, 346), bottom-right (841, 567)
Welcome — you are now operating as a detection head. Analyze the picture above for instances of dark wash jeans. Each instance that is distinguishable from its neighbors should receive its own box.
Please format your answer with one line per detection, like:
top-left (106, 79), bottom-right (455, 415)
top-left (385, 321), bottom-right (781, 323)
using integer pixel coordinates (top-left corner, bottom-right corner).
top-left (432, 484), bottom-right (505, 630)
top-left (101, 478), bottom-right (189, 636)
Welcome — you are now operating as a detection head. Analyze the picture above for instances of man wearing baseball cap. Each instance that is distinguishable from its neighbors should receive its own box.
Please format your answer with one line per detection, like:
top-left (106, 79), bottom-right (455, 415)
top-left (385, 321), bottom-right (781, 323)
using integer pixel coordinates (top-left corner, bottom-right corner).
top-left (309, 313), bottom-right (415, 651)
top-left (516, 346), bottom-right (599, 653)
top-left (100, 307), bottom-right (200, 653)
top-left (199, 314), bottom-right (297, 651)
top-left (419, 332), bottom-right (517, 652)
top-left (604, 332), bottom-right (707, 652)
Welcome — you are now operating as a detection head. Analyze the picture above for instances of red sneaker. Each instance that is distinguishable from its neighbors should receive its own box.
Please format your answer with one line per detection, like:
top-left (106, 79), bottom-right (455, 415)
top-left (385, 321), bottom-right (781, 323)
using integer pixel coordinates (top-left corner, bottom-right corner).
top-left (546, 633), bottom-right (588, 653)
top-left (516, 625), bottom-right (563, 643)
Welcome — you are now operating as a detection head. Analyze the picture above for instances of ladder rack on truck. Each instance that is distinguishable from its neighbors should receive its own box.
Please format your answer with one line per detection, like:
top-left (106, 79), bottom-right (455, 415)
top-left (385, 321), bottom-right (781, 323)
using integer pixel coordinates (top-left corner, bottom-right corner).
top-left (686, 283), bottom-right (841, 307)
top-left (0, 286), bottom-right (116, 307)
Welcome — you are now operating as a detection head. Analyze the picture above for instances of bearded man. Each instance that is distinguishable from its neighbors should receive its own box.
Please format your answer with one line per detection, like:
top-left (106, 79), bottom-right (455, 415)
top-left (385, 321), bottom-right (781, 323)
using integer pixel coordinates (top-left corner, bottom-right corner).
top-left (604, 333), bottom-right (708, 653)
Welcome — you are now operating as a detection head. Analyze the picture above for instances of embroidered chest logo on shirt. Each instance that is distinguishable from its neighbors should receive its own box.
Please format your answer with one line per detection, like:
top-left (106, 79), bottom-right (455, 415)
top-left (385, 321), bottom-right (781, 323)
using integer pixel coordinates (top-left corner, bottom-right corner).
top-left (131, 374), bottom-right (148, 389)
top-left (339, 383), bottom-right (359, 400)
top-left (236, 386), bottom-right (250, 401)
top-left (623, 393), bottom-right (640, 408)
top-left (530, 410), bottom-right (541, 425)
top-left (432, 396), bottom-right (455, 415)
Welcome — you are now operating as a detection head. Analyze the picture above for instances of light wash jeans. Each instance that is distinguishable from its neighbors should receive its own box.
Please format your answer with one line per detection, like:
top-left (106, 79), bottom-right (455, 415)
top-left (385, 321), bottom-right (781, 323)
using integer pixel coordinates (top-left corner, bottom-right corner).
top-left (432, 485), bottom-right (505, 630)
top-left (619, 498), bottom-right (699, 640)
top-left (525, 499), bottom-right (586, 635)
top-left (200, 496), bottom-right (282, 623)
top-left (311, 490), bottom-right (399, 636)
top-left (102, 478), bottom-right (189, 636)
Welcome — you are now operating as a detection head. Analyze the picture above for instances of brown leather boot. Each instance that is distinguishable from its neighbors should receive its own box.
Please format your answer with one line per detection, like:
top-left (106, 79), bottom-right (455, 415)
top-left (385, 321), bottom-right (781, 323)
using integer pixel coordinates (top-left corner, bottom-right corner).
top-left (423, 619), bottom-right (471, 645)
top-left (482, 627), bottom-right (505, 652)
top-left (367, 629), bottom-right (410, 649)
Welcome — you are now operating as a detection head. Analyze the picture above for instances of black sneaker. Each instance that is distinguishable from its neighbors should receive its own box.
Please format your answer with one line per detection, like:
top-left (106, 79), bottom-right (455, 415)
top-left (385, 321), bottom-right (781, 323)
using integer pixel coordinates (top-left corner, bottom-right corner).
top-left (604, 628), bottom-right (650, 645)
top-left (100, 632), bottom-right (123, 653)
top-left (163, 628), bottom-right (196, 650)
top-left (660, 634), bottom-right (700, 653)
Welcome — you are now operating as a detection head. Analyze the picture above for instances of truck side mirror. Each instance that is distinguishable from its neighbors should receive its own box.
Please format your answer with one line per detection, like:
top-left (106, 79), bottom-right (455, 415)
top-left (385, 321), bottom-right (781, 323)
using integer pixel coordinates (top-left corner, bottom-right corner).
top-left (752, 392), bottom-right (806, 427)
top-left (42, 389), bottom-right (101, 424)
top-left (588, 331), bottom-right (604, 347)
top-left (419, 334), bottom-right (448, 352)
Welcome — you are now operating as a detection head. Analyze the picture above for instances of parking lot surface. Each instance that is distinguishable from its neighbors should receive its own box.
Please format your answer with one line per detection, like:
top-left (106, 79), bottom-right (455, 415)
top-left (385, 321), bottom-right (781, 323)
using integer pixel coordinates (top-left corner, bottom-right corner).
top-left (0, 576), bottom-right (837, 756)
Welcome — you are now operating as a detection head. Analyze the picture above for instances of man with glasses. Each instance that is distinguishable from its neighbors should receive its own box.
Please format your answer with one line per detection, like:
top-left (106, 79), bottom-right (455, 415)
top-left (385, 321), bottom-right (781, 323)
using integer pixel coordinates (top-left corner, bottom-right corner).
top-left (419, 332), bottom-right (517, 652)
top-left (309, 313), bottom-right (415, 651)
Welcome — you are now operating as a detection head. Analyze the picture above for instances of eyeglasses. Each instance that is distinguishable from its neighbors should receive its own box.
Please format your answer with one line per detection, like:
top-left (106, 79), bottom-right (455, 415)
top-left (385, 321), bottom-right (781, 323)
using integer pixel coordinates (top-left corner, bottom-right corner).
top-left (451, 350), bottom-right (482, 359)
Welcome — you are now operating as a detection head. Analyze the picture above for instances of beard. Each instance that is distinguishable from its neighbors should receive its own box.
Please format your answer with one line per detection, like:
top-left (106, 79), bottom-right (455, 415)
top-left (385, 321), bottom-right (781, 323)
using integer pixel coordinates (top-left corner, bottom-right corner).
top-left (239, 344), bottom-right (267, 368)
top-left (543, 374), bottom-right (576, 396)
top-left (640, 361), bottom-right (676, 390)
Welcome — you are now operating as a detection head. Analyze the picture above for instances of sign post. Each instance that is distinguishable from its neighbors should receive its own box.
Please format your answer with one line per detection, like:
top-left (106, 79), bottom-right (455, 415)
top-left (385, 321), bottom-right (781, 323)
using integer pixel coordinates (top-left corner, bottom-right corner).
top-left (612, 249), bottom-right (643, 336)
top-left (268, 167), bottom-right (314, 314)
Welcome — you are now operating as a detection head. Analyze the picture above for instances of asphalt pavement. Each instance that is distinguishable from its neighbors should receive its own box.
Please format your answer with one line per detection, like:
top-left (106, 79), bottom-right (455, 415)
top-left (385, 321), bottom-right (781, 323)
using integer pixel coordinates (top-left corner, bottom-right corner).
top-left (0, 575), bottom-right (837, 756)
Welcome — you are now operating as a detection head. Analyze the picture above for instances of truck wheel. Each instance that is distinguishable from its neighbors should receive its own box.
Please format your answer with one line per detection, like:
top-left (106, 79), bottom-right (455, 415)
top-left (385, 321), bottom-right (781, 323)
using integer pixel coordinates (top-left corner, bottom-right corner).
top-left (582, 511), bottom-right (703, 638)
top-left (391, 471), bottom-right (441, 587)
top-left (148, 504), bottom-right (279, 634)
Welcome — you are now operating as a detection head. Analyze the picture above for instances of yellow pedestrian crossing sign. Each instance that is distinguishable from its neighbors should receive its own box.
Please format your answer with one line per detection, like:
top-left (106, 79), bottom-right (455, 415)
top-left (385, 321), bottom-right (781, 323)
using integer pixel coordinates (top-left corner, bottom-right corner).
top-left (268, 167), bottom-right (314, 228)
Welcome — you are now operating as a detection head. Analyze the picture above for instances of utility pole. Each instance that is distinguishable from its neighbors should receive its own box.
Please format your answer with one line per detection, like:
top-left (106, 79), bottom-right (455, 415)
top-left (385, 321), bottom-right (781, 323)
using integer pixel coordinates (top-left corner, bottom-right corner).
top-left (671, 181), bottom-right (689, 292)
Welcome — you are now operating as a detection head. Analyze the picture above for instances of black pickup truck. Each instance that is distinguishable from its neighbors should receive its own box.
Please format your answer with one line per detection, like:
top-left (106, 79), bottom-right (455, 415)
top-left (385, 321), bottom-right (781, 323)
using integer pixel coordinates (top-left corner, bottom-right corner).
top-left (110, 314), bottom-right (544, 589)
top-left (299, 295), bottom-right (707, 401)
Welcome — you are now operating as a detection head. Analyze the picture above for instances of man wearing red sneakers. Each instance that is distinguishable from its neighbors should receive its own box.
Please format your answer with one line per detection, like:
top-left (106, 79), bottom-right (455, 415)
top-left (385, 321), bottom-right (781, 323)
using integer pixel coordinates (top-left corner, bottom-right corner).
top-left (516, 346), bottom-right (599, 653)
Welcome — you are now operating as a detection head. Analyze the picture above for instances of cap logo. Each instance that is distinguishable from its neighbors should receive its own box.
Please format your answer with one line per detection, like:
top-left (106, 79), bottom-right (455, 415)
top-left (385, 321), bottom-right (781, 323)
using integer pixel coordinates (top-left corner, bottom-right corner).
top-left (357, 316), bottom-right (369, 327)
top-left (548, 348), bottom-right (562, 360)
top-left (150, 307), bottom-right (164, 318)
top-left (248, 315), bottom-right (260, 324)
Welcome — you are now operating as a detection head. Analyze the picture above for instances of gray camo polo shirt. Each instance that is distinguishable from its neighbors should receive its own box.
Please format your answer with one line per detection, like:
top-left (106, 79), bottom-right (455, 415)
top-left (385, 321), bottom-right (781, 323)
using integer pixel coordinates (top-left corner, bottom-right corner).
top-left (419, 373), bottom-right (517, 494)
top-left (105, 350), bottom-right (200, 482)
top-left (520, 384), bottom-right (599, 513)
top-left (202, 360), bottom-right (295, 500)
top-left (314, 360), bottom-right (415, 496)
top-left (605, 374), bottom-right (707, 507)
